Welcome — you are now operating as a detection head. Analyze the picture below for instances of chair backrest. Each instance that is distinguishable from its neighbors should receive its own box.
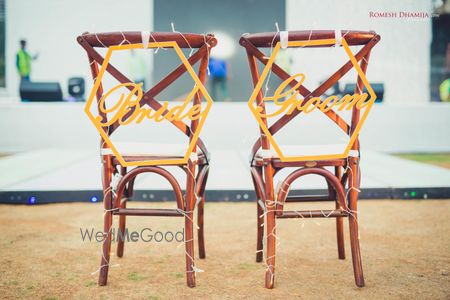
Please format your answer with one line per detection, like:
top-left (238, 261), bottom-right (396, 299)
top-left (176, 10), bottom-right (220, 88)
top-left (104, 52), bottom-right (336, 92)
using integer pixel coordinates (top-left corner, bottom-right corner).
top-left (240, 30), bottom-right (380, 162)
top-left (77, 31), bottom-right (217, 165)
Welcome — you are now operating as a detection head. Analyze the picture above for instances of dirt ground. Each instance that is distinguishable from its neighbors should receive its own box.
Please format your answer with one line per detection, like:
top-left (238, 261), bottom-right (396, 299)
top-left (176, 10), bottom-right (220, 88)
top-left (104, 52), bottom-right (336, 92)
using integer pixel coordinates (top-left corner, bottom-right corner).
top-left (0, 200), bottom-right (449, 299)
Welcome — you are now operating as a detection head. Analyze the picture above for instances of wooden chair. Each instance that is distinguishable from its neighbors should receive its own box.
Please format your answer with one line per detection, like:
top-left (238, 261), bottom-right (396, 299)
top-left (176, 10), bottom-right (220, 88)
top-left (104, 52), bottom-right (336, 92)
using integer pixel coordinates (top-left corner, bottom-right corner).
top-left (240, 30), bottom-right (380, 288)
top-left (77, 31), bottom-right (217, 288)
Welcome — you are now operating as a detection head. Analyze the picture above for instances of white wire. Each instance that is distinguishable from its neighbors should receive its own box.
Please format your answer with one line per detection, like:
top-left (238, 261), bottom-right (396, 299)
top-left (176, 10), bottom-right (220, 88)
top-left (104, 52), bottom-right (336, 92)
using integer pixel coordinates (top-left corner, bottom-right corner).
top-left (171, 22), bottom-right (194, 57)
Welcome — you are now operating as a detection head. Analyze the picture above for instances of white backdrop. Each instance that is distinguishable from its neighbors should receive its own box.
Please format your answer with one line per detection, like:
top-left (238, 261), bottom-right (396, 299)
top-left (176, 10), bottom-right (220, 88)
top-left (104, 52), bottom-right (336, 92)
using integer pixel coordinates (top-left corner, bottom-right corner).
top-left (6, 0), bottom-right (154, 98)
top-left (286, 0), bottom-right (432, 103)
top-left (2, 0), bottom-right (446, 155)
top-left (5, 0), bottom-right (433, 104)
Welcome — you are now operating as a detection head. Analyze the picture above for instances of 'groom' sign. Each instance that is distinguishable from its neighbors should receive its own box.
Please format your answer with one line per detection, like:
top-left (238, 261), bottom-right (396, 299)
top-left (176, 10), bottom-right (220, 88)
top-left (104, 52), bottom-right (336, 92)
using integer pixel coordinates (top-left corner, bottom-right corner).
top-left (247, 37), bottom-right (377, 162)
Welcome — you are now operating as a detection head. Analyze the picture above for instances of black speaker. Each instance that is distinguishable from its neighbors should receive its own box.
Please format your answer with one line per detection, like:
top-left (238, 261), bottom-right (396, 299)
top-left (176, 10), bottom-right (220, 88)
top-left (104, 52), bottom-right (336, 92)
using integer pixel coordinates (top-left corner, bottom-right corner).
top-left (68, 77), bottom-right (85, 101)
top-left (343, 83), bottom-right (384, 102)
top-left (20, 81), bottom-right (63, 102)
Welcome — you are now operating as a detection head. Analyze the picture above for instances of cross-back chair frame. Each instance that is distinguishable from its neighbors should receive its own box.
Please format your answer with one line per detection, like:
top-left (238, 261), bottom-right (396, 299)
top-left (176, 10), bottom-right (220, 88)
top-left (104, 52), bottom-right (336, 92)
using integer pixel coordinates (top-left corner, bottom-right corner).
top-left (78, 31), bottom-right (217, 288)
top-left (240, 30), bottom-right (380, 288)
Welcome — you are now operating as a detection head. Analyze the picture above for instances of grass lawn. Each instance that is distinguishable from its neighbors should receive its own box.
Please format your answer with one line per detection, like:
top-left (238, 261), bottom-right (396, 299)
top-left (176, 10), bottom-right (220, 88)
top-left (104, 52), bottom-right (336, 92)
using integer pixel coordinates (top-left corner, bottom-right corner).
top-left (395, 153), bottom-right (450, 169)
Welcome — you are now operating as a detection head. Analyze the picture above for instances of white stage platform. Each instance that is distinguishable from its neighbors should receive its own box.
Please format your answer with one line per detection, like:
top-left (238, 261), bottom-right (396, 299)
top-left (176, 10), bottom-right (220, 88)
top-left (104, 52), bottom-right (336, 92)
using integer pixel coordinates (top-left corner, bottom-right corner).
top-left (1, 101), bottom-right (449, 203)
top-left (1, 148), bottom-right (450, 203)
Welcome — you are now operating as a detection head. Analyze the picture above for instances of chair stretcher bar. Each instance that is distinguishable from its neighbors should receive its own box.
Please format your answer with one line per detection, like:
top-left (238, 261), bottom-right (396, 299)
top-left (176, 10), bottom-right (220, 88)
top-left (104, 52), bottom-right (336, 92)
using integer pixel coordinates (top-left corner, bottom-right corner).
top-left (113, 208), bottom-right (184, 217)
top-left (277, 209), bottom-right (349, 219)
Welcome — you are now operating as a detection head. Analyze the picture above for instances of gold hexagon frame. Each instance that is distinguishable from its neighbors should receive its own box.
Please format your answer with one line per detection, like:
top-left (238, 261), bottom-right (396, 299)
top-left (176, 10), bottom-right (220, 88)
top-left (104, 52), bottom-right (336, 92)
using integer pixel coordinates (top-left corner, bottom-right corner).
top-left (85, 41), bottom-right (213, 167)
top-left (247, 38), bottom-right (377, 162)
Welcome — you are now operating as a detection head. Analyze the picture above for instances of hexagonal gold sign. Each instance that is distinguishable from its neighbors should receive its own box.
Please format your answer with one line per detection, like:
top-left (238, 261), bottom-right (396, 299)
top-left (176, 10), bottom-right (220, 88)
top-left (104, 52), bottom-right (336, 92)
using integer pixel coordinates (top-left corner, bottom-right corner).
top-left (247, 38), bottom-right (377, 161)
top-left (85, 41), bottom-right (213, 167)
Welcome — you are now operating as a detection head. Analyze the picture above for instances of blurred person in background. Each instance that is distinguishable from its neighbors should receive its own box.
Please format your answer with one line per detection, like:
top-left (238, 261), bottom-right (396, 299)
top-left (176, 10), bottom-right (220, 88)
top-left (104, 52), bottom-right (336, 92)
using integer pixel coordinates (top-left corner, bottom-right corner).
top-left (440, 73), bottom-right (450, 102)
top-left (208, 56), bottom-right (230, 101)
top-left (16, 39), bottom-right (38, 82)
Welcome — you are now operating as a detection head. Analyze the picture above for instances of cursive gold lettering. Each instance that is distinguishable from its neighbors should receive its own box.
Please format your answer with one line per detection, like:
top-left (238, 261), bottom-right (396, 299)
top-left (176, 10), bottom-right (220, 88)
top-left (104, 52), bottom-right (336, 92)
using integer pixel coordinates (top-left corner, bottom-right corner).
top-left (256, 73), bottom-right (371, 118)
top-left (94, 82), bottom-right (205, 128)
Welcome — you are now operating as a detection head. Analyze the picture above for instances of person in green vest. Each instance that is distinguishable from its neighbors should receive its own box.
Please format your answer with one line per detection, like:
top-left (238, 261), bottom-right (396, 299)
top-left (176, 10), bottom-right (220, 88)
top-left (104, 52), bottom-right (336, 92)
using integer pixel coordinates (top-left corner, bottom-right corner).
top-left (16, 40), bottom-right (38, 82)
top-left (439, 73), bottom-right (450, 102)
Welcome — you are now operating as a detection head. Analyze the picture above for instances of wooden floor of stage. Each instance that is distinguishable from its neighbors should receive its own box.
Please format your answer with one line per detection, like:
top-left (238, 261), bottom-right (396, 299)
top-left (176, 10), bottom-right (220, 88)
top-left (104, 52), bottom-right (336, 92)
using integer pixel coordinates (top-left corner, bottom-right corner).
top-left (0, 200), bottom-right (449, 299)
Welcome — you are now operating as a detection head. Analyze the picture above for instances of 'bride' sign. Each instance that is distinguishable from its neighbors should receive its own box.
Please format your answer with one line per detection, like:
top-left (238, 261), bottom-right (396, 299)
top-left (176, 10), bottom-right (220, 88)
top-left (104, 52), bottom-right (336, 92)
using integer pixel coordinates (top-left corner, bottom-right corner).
top-left (84, 41), bottom-right (213, 167)
top-left (96, 82), bottom-right (206, 126)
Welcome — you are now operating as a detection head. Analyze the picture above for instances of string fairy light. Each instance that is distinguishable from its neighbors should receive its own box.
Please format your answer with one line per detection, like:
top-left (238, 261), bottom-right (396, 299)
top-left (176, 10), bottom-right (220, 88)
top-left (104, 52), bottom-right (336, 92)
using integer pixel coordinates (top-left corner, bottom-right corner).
top-left (262, 22), bottom-right (281, 99)
top-left (252, 29), bottom-right (378, 281)
top-left (256, 160), bottom-right (364, 280)
top-left (118, 31), bottom-right (131, 46)
top-left (171, 22), bottom-right (194, 57)
top-left (88, 27), bottom-right (213, 280)
top-left (177, 238), bottom-right (204, 274)
top-left (91, 186), bottom-right (120, 276)
top-left (94, 33), bottom-right (107, 48)
top-left (203, 33), bottom-right (211, 76)
top-left (255, 156), bottom-right (365, 277)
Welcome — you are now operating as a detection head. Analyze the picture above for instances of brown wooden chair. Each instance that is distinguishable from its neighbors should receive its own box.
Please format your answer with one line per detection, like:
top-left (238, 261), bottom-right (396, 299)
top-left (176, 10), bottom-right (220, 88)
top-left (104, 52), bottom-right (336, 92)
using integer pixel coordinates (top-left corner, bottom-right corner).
top-left (77, 31), bottom-right (217, 287)
top-left (240, 30), bottom-right (380, 288)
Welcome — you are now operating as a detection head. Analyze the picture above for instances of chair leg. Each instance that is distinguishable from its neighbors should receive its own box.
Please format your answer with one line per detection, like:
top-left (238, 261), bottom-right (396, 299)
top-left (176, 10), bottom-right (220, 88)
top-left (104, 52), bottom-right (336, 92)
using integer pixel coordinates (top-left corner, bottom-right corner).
top-left (117, 167), bottom-right (130, 258)
top-left (348, 158), bottom-right (364, 287)
top-left (262, 163), bottom-right (276, 289)
top-left (251, 171), bottom-right (264, 263)
top-left (117, 177), bottom-right (135, 258)
top-left (265, 207), bottom-right (276, 289)
top-left (256, 201), bottom-right (264, 263)
top-left (98, 190), bottom-right (113, 286)
top-left (329, 174), bottom-right (345, 260)
top-left (185, 211), bottom-right (196, 287)
top-left (116, 200), bottom-right (126, 258)
top-left (334, 177), bottom-right (345, 259)
top-left (185, 163), bottom-right (196, 288)
top-left (336, 201), bottom-right (346, 260)
top-left (197, 195), bottom-right (206, 259)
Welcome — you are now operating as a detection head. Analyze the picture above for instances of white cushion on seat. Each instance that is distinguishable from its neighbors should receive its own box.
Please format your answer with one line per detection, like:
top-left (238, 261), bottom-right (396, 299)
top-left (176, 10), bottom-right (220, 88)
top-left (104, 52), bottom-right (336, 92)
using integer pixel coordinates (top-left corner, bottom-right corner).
top-left (101, 142), bottom-right (201, 160)
top-left (255, 143), bottom-right (358, 159)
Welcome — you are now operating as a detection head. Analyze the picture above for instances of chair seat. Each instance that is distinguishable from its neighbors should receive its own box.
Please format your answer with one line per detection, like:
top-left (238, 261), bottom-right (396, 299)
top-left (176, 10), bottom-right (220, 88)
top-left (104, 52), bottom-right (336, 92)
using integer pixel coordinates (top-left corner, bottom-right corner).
top-left (255, 143), bottom-right (358, 160)
top-left (101, 142), bottom-right (203, 161)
